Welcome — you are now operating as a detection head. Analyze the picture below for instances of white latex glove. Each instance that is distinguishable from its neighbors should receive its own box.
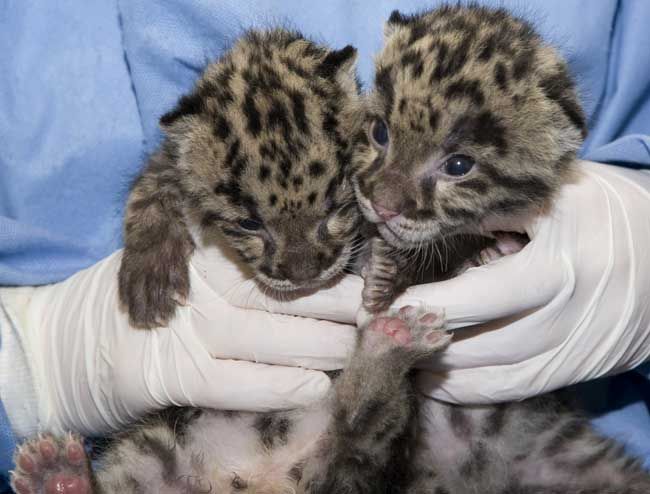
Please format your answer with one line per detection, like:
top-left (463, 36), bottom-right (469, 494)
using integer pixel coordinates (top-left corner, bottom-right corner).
top-left (209, 160), bottom-right (650, 405)
top-left (396, 160), bottom-right (650, 404)
top-left (1, 243), bottom-right (357, 437)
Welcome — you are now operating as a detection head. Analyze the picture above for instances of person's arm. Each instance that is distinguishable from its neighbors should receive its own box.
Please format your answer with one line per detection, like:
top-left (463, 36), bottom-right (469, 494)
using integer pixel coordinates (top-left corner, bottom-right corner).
top-left (0, 250), bottom-right (356, 440)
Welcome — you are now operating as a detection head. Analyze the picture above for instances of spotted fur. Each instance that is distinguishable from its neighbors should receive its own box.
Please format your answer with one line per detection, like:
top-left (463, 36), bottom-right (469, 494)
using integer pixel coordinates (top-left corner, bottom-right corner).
top-left (350, 5), bottom-right (650, 493)
top-left (12, 308), bottom-right (454, 494)
top-left (119, 29), bottom-right (363, 328)
top-left (352, 4), bottom-right (586, 310)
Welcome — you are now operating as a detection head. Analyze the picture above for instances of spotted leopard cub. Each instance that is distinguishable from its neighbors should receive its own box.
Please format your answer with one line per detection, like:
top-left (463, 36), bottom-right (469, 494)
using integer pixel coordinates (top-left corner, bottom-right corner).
top-left (119, 29), bottom-right (363, 328)
top-left (12, 307), bottom-right (452, 494)
top-left (350, 5), bottom-right (650, 494)
top-left (353, 5), bottom-right (586, 311)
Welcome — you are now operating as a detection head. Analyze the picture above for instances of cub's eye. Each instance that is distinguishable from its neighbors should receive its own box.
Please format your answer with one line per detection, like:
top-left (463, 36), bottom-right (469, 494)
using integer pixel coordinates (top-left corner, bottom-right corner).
top-left (370, 118), bottom-right (389, 147)
top-left (238, 218), bottom-right (262, 231)
top-left (443, 155), bottom-right (475, 177)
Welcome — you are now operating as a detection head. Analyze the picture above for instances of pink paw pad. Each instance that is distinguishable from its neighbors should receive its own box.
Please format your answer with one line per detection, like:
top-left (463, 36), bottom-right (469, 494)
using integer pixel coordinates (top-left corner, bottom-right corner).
top-left (363, 305), bottom-right (450, 356)
top-left (419, 313), bottom-right (439, 325)
top-left (11, 435), bottom-right (92, 494)
top-left (398, 305), bottom-right (418, 318)
top-left (368, 316), bottom-right (412, 344)
top-left (45, 474), bottom-right (91, 494)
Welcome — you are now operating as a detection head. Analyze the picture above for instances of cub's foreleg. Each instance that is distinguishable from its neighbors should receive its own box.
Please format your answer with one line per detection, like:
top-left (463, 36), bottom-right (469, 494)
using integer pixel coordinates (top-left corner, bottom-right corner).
top-left (308, 306), bottom-right (451, 493)
top-left (118, 148), bottom-right (195, 329)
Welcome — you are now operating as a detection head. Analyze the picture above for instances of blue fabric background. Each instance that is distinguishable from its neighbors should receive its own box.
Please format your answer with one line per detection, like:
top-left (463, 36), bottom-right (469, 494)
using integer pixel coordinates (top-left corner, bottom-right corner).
top-left (3, 0), bottom-right (649, 286)
top-left (0, 0), bottom-right (143, 286)
top-left (1, 0), bottom-right (649, 489)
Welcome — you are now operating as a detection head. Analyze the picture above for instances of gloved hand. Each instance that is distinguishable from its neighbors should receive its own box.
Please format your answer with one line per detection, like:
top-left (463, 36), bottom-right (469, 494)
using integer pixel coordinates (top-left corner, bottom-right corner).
top-left (219, 160), bottom-right (650, 405)
top-left (3, 242), bottom-right (358, 437)
top-left (395, 160), bottom-right (650, 403)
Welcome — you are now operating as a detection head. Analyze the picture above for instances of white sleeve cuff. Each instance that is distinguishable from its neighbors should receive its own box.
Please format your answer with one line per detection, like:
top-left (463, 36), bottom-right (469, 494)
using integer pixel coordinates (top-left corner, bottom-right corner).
top-left (0, 287), bottom-right (40, 438)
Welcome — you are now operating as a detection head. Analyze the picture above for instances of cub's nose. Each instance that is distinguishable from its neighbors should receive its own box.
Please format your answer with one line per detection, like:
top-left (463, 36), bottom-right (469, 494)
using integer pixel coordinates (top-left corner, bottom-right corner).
top-left (372, 202), bottom-right (400, 221)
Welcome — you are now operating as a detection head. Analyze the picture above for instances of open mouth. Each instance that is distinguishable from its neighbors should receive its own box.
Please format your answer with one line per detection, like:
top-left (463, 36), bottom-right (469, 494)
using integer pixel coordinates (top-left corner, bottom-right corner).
top-left (381, 220), bottom-right (441, 246)
top-left (255, 275), bottom-right (325, 293)
top-left (353, 181), bottom-right (432, 248)
top-left (352, 181), bottom-right (454, 248)
top-left (378, 223), bottom-right (431, 248)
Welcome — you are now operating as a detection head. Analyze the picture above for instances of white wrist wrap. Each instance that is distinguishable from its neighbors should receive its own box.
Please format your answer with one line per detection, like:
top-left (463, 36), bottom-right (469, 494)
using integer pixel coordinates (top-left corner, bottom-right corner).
top-left (0, 287), bottom-right (40, 438)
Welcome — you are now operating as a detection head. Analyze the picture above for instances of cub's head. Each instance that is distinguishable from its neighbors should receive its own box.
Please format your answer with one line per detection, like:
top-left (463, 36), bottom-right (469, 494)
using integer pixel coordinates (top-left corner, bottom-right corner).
top-left (162, 29), bottom-right (363, 293)
top-left (353, 6), bottom-right (586, 248)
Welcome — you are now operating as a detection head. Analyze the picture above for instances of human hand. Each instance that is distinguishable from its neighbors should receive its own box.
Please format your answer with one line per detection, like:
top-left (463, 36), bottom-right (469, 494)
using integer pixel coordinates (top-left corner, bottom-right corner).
top-left (217, 160), bottom-right (650, 405)
top-left (387, 161), bottom-right (650, 403)
top-left (14, 243), bottom-right (357, 436)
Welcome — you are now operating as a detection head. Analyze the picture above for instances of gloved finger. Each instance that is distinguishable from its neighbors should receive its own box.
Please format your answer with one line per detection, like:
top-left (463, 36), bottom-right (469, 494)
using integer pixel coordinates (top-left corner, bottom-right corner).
top-left (178, 358), bottom-right (333, 411)
top-left (415, 290), bottom-right (650, 407)
top-left (222, 274), bottom-right (364, 325)
top-left (184, 277), bottom-right (356, 370)
top-left (415, 328), bottom-right (648, 406)
top-left (194, 306), bottom-right (355, 370)
top-left (415, 365), bottom-right (547, 405)
top-left (190, 248), bottom-right (363, 325)
top-left (391, 236), bottom-right (568, 329)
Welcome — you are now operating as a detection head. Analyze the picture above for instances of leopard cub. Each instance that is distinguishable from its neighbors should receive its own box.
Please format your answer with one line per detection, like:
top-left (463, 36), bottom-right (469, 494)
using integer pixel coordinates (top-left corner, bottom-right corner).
top-left (118, 29), bottom-right (363, 328)
top-left (352, 4), bottom-right (586, 311)
top-left (350, 5), bottom-right (650, 494)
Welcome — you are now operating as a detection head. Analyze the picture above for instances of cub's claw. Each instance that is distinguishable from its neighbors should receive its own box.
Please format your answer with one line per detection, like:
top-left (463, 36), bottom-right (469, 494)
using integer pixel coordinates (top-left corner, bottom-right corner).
top-left (118, 247), bottom-right (191, 329)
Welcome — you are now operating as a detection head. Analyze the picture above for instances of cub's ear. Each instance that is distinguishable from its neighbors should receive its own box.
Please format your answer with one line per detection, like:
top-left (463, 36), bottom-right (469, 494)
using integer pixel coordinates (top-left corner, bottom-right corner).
top-left (388, 10), bottom-right (407, 24)
top-left (384, 10), bottom-right (410, 39)
top-left (317, 45), bottom-right (358, 92)
top-left (159, 92), bottom-right (204, 131)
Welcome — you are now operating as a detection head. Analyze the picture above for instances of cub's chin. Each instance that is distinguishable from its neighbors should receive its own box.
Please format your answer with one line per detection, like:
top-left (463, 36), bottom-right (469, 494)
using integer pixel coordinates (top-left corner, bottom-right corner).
top-left (253, 246), bottom-right (353, 299)
top-left (375, 222), bottom-right (443, 249)
top-left (254, 273), bottom-right (346, 301)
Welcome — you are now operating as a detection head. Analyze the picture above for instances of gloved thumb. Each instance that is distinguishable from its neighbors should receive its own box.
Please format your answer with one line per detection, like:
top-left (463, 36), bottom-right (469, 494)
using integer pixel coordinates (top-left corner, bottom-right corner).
top-left (393, 237), bottom-right (568, 329)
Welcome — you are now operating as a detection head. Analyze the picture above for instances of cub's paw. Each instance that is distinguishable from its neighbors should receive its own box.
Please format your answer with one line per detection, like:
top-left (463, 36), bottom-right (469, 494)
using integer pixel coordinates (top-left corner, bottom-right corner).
top-left (118, 246), bottom-right (191, 329)
top-left (361, 255), bottom-right (399, 314)
top-left (11, 434), bottom-right (92, 494)
top-left (363, 306), bottom-right (451, 358)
